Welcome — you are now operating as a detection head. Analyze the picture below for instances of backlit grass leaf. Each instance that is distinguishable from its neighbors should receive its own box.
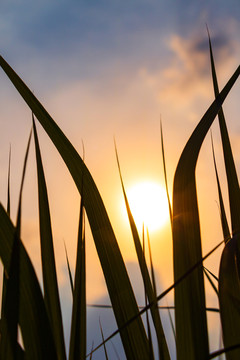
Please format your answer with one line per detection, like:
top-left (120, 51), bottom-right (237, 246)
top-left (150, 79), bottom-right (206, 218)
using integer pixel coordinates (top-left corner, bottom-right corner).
top-left (0, 55), bottom-right (150, 359)
top-left (1, 146), bottom-right (12, 317)
top-left (0, 204), bottom-right (57, 359)
top-left (69, 196), bottom-right (86, 360)
top-left (208, 31), bottom-right (240, 235)
top-left (208, 32), bottom-right (240, 359)
top-left (210, 133), bottom-right (230, 242)
top-left (64, 241), bottom-right (74, 295)
top-left (32, 118), bottom-right (66, 360)
top-left (115, 145), bottom-right (170, 360)
top-left (160, 120), bottom-right (172, 224)
top-left (172, 64), bottom-right (240, 359)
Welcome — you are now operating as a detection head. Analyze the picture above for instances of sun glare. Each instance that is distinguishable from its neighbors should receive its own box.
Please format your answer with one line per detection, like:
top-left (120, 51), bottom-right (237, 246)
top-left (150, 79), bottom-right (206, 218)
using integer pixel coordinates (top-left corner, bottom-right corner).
top-left (122, 181), bottom-right (170, 232)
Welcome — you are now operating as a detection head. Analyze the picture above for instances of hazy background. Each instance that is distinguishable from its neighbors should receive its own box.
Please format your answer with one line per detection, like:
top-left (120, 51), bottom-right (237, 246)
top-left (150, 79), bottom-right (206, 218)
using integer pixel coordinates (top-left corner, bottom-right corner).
top-left (0, 1), bottom-right (240, 358)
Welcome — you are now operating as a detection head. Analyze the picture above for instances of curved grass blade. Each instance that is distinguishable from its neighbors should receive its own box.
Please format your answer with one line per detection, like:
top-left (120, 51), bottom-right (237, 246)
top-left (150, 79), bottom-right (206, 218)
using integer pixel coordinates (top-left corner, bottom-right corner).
top-left (0, 55), bottom-right (150, 359)
top-left (208, 29), bottom-right (240, 235)
top-left (69, 197), bottom-right (86, 360)
top-left (32, 118), bottom-right (66, 360)
top-left (115, 144), bottom-right (170, 360)
top-left (172, 65), bottom-right (240, 359)
top-left (0, 204), bottom-right (58, 359)
top-left (208, 31), bottom-right (240, 359)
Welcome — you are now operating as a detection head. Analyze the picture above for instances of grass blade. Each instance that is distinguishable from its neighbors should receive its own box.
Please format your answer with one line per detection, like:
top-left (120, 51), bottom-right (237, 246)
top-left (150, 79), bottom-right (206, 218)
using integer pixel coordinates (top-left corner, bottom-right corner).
top-left (64, 241), bottom-right (74, 295)
top-left (208, 29), bottom-right (240, 235)
top-left (208, 30), bottom-right (240, 359)
top-left (1, 146), bottom-right (12, 317)
top-left (115, 144), bottom-right (170, 360)
top-left (69, 197), bottom-right (86, 360)
top-left (160, 120), bottom-right (172, 224)
top-left (0, 54), bottom-right (151, 359)
top-left (210, 133), bottom-right (230, 242)
top-left (7, 145), bottom-right (11, 215)
top-left (32, 118), bottom-right (66, 360)
top-left (172, 64), bottom-right (240, 359)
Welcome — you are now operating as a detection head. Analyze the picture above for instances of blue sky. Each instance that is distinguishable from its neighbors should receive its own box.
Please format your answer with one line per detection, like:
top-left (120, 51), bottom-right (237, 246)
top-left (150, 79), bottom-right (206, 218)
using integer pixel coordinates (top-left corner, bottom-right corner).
top-left (0, 1), bottom-right (240, 359)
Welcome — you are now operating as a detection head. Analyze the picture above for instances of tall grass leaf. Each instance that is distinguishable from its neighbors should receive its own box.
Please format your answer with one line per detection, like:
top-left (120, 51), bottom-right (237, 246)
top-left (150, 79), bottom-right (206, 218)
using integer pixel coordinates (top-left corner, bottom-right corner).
top-left (208, 31), bottom-right (240, 359)
top-left (7, 145), bottom-right (11, 215)
top-left (142, 227), bottom-right (155, 360)
top-left (160, 120), bottom-right (172, 224)
top-left (210, 133), bottom-right (230, 242)
top-left (63, 241), bottom-right (74, 295)
top-left (0, 131), bottom-right (31, 359)
top-left (147, 229), bottom-right (157, 298)
top-left (32, 118), bottom-right (66, 360)
top-left (208, 30), bottom-right (240, 235)
top-left (0, 204), bottom-right (58, 359)
top-left (115, 144), bottom-right (170, 360)
top-left (1, 146), bottom-right (12, 317)
top-left (172, 65), bottom-right (240, 359)
top-left (0, 56), bottom-right (152, 359)
top-left (69, 196), bottom-right (86, 360)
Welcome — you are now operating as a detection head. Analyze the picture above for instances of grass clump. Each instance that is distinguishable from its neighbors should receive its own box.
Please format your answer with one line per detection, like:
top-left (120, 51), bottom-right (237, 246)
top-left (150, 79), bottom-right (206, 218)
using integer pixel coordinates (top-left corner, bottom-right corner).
top-left (0, 33), bottom-right (240, 360)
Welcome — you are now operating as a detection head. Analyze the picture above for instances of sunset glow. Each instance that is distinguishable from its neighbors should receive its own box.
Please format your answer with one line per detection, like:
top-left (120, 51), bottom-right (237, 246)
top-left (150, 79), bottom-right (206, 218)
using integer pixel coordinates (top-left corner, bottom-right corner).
top-left (122, 181), bottom-right (170, 232)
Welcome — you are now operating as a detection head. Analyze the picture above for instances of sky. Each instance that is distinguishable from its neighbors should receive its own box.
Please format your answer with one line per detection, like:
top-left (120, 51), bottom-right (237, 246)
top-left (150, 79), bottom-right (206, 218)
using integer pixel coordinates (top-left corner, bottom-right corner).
top-left (0, 0), bottom-right (240, 358)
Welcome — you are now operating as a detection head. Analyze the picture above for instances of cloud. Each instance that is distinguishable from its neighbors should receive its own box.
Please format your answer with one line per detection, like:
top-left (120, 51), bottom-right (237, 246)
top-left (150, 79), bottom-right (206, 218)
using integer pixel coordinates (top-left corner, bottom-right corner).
top-left (159, 30), bottom-right (238, 107)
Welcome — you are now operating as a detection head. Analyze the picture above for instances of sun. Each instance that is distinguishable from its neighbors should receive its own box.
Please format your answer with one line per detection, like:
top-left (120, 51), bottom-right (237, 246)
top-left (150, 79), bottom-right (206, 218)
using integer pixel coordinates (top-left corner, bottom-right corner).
top-left (122, 180), bottom-right (170, 232)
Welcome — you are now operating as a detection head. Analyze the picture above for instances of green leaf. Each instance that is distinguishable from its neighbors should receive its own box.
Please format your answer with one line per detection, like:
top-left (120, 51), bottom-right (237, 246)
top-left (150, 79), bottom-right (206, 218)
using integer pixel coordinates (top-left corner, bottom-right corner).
top-left (69, 197), bottom-right (86, 360)
top-left (208, 30), bottom-right (240, 235)
top-left (1, 146), bottom-right (12, 317)
top-left (160, 120), bottom-right (172, 224)
top-left (0, 54), bottom-right (150, 359)
top-left (32, 118), bottom-right (66, 360)
top-left (172, 63), bottom-right (240, 359)
top-left (63, 241), bottom-right (74, 295)
top-left (210, 133), bottom-right (230, 242)
top-left (208, 31), bottom-right (240, 359)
